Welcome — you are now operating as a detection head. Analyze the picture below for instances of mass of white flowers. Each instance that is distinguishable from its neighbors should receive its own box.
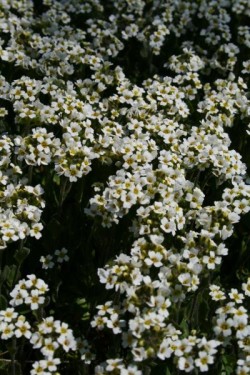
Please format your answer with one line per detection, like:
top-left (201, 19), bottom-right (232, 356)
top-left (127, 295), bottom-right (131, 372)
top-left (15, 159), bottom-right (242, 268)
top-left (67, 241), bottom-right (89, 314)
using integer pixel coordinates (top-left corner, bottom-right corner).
top-left (0, 276), bottom-right (77, 375)
top-left (0, 0), bottom-right (250, 374)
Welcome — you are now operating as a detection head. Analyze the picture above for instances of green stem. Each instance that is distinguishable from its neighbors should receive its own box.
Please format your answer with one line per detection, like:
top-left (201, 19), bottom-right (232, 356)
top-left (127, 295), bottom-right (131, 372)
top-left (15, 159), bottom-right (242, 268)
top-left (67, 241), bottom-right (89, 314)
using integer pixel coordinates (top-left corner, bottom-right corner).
top-left (12, 240), bottom-right (24, 288)
top-left (189, 292), bottom-right (199, 327)
top-left (34, 306), bottom-right (45, 322)
top-left (0, 249), bottom-right (4, 297)
top-left (11, 337), bottom-right (16, 375)
top-left (28, 165), bottom-right (33, 184)
top-left (59, 178), bottom-right (72, 207)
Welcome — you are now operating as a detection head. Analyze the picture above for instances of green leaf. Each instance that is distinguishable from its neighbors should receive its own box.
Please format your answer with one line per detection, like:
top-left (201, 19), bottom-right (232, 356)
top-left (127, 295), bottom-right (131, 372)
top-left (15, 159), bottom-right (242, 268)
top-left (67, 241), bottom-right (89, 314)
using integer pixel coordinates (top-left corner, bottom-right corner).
top-left (53, 173), bottom-right (60, 186)
top-left (0, 359), bottom-right (8, 371)
top-left (221, 354), bottom-right (235, 375)
top-left (0, 295), bottom-right (7, 309)
top-left (7, 361), bottom-right (22, 375)
top-left (76, 298), bottom-right (88, 307)
top-left (180, 318), bottom-right (189, 334)
top-left (6, 265), bottom-right (20, 288)
top-left (0, 265), bottom-right (10, 284)
top-left (76, 298), bottom-right (90, 321)
top-left (14, 247), bottom-right (30, 265)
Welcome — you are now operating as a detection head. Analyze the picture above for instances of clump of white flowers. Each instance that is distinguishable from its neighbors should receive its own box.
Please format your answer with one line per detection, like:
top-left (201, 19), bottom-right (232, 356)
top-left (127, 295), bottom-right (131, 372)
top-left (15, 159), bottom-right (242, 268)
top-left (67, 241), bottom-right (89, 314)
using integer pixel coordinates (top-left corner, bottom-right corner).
top-left (209, 278), bottom-right (250, 374)
top-left (9, 274), bottom-right (48, 310)
top-left (0, 0), bottom-right (250, 374)
top-left (0, 276), bottom-right (77, 375)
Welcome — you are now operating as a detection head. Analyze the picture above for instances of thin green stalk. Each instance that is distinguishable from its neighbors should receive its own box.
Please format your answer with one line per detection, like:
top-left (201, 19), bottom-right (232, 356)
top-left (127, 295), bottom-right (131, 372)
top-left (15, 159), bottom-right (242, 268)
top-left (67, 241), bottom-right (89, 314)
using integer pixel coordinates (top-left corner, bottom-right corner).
top-left (0, 249), bottom-right (4, 297)
top-left (59, 178), bottom-right (72, 207)
top-left (12, 240), bottom-right (24, 288)
top-left (11, 337), bottom-right (16, 375)
top-left (28, 165), bottom-right (33, 184)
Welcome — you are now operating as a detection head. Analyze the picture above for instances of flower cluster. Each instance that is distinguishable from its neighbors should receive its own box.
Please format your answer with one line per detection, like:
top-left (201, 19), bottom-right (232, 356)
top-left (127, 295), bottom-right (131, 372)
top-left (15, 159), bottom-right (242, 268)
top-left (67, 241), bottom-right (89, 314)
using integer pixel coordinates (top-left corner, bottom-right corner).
top-left (210, 278), bottom-right (250, 374)
top-left (0, 164), bottom-right (45, 248)
top-left (10, 274), bottom-right (48, 310)
top-left (0, 276), bottom-right (77, 375)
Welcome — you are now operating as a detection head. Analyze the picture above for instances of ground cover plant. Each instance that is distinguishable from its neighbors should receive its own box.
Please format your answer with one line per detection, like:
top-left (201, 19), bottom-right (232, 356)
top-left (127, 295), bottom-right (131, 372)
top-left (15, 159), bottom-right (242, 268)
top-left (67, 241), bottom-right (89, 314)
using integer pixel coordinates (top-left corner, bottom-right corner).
top-left (0, 0), bottom-right (250, 374)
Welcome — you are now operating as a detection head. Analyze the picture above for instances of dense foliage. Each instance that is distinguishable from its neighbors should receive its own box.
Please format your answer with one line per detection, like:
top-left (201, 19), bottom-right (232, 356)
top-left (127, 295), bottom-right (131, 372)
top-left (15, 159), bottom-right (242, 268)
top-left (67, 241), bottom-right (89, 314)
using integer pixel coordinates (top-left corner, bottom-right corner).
top-left (0, 0), bottom-right (250, 374)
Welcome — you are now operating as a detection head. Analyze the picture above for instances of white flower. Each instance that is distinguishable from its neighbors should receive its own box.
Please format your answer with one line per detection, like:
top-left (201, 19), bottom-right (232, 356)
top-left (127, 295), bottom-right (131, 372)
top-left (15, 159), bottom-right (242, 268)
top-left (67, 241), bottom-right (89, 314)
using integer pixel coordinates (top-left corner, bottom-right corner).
top-left (57, 332), bottom-right (76, 352)
top-left (195, 351), bottom-right (213, 372)
top-left (203, 251), bottom-right (221, 269)
top-left (178, 273), bottom-right (199, 291)
top-left (157, 338), bottom-right (174, 360)
top-left (25, 289), bottom-right (45, 310)
top-left (214, 316), bottom-right (233, 337)
top-left (144, 251), bottom-right (163, 267)
top-left (120, 365), bottom-right (142, 375)
top-left (209, 285), bottom-right (226, 301)
top-left (30, 332), bottom-right (43, 349)
top-left (30, 223), bottom-right (43, 239)
top-left (107, 313), bottom-right (123, 334)
top-left (30, 361), bottom-right (49, 375)
top-left (41, 358), bottom-right (60, 372)
top-left (41, 338), bottom-right (59, 357)
top-left (38, 317), bottom-right (55, 334)
top-left (91, 315), bottom-right (108, 330)
top-left (40, 255), bottom-right (54, 269)
top-left (106, 358), bottom-right (123, 372)
top-left (178, 356), bottom-right (194, 372)
top-left (242, 278), bottom-right (250, 297)
top-left (0, 308), bottom-right (18, 322)
top-left (160, 217), bottom-right (176, 235)
top-left (0, 322), bottom-right (15, 340)
top-left (15, 317), bottom-right (31, 339)
top-left (229, 289), bottom-right (244, 304)
top-left (9, 288), bottom-right (28, 306)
